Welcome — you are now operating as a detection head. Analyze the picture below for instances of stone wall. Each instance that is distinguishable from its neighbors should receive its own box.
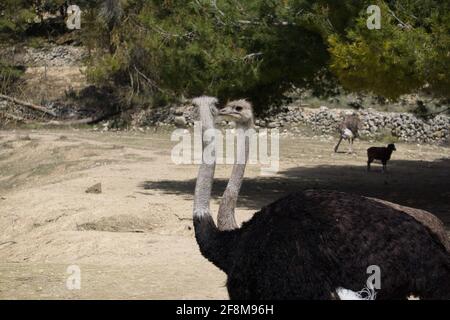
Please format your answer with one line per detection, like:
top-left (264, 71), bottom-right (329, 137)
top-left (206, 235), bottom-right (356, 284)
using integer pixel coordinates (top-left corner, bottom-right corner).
top-left (132, 104), bottom-right (449, 144)
top-left (262, 106), bottom-right (449, 144)
top-left (2, 45), bottom-right (87, 67)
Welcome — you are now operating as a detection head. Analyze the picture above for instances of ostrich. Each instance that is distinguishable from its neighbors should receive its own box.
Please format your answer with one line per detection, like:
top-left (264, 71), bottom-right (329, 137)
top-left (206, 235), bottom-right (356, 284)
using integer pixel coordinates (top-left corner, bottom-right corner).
top-left (217, 99), bottom-right (253, 231)
top-left (192, 96), bottom-right (450, 300)
top-left (334, 113), bottom-right (360, 153)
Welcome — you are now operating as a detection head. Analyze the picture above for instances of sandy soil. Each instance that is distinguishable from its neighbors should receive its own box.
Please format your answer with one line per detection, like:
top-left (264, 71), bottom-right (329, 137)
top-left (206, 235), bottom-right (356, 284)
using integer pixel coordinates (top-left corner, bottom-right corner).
top-left (0, 129), bottom-right (449, 299)
top-left (22, 66), bottom-right (87, 101)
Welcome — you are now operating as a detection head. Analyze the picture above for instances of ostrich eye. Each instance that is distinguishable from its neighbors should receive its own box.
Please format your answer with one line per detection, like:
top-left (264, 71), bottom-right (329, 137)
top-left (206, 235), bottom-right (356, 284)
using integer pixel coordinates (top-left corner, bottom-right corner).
top-left (235, 106), bottom-right (243, 112)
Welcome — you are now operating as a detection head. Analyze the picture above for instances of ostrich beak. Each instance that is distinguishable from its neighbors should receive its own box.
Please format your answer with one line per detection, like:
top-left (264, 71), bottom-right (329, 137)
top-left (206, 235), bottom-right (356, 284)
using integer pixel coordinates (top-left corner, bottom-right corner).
top-left (219, 107), bottom-right (240, 119)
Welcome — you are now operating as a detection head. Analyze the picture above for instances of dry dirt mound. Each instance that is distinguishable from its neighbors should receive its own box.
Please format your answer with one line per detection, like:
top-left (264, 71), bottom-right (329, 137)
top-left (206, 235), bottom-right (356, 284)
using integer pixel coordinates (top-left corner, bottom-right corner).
top-left (77, 215), bottom-right (156, 233)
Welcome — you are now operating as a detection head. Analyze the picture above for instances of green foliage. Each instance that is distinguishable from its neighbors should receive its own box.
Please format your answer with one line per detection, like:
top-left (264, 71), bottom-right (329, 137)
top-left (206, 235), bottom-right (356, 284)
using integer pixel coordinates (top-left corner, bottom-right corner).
top-left (0, 60), bottom-right (25, 93)
top-left (1, 0), bottom-right (449, 111)
top-left (84, 0), bottom-right (334, 111)
top-left (0, 0), bottom-right (97, 41)
top-left (0, 1), bottom-right (35, 38)
top-left (83, 0), bottom-right (450, 111)
top-left (329, 0), bottom-right (450, 99)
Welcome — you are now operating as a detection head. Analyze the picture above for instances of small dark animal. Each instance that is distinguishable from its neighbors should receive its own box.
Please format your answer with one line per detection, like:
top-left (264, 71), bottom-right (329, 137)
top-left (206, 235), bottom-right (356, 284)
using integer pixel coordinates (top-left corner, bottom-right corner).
top-left (367, 144), bottom-right (396, 172)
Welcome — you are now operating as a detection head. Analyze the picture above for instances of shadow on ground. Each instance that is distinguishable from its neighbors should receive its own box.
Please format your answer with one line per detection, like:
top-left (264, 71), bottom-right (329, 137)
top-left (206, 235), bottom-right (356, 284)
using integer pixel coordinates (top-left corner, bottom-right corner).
top-left (141, 158), bottom-right (450, 226)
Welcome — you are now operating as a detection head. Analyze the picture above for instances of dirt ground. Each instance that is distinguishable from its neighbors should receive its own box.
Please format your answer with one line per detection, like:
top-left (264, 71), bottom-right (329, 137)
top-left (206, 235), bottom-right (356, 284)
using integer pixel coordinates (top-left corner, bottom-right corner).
top-left (22, 66), bottom-right (87, 101)
top-left (0, 128), bottom-right (449, 299)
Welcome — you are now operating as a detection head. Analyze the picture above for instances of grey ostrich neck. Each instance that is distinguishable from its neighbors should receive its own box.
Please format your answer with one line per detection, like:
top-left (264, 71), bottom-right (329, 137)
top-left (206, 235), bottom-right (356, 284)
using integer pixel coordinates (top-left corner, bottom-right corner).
top-left (192, 96), bottom-right (237, 273)
top-left (217, 119), bottom-right (253, 231)
top-left (193, 98), bottom-right (217, 219)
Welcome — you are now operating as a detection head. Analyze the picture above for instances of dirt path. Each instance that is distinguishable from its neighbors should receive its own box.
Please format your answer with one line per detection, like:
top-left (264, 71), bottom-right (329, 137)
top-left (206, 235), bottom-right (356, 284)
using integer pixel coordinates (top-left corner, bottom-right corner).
top-left (0, 129), bottom-right (449, 299)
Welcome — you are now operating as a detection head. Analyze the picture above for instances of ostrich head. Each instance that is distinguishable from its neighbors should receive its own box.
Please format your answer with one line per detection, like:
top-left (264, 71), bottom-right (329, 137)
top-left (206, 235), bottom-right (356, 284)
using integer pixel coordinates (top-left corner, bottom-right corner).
top-left (219, 99), bottom-right (254, 127)
top-left (192, 96), bottom-right (219, 125)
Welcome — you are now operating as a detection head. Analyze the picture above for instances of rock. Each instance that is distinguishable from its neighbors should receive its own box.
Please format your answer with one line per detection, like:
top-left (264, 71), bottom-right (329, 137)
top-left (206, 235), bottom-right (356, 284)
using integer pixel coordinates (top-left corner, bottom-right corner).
top-left (86, 183), bottom-right (102, 194)
top-left (267, 122), bottom-right (278, 128)
top-left (174, 107), bottom-right (185, 116)
top-left (348, 98), bottom-right (363, 109)
top-left (174, 116), bottom-right (187, 128)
